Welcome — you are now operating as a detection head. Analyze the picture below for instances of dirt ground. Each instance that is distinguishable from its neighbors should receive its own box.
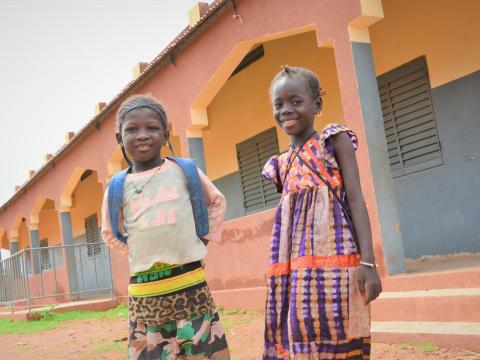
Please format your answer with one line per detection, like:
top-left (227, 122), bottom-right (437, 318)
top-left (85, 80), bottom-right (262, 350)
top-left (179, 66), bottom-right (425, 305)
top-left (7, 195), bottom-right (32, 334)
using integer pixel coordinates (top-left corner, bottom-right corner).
top-left (0, 311), bottom-right (478, 360)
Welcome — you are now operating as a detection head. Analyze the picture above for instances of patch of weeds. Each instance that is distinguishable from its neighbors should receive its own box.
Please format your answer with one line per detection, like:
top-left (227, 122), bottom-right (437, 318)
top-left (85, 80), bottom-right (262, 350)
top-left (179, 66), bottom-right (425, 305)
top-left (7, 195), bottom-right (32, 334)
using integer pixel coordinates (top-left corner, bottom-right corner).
top-left (40, 304), bottom-right (56, 319)
top-left (417, 342), bottom-right (436, 352)
top-left (28, 304), bottom-right (56, 321)
top-left (397, 343), bottom-right (414, 350)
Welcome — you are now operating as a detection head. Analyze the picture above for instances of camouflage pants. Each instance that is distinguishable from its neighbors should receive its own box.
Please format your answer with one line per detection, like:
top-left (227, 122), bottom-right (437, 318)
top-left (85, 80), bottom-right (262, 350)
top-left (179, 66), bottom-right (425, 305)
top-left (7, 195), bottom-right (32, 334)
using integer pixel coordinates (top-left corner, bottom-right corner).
top-left (128, 312), bottom-right (230, 360)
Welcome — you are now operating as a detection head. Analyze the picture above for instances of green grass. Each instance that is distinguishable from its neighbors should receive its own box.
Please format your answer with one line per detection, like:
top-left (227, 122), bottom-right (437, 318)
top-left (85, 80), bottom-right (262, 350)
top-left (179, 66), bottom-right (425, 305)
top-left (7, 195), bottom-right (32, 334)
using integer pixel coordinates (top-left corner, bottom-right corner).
top-left (396, 342), bottom-right (437, 353)
top-left (218, 308), bottom-right (258, 333)
top-left (417, 342), bottom-right (436, 352)
top-left (91, 342), bottom-right (125, 354)
top-left (0, 304), bottom-right (128, 335)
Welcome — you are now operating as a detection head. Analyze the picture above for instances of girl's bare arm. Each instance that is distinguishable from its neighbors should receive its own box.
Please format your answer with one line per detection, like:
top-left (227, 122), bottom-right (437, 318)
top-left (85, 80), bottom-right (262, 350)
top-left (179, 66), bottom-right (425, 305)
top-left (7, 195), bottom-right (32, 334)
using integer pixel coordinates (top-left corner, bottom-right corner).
top-left (333, 132), bottom-right (382, 304)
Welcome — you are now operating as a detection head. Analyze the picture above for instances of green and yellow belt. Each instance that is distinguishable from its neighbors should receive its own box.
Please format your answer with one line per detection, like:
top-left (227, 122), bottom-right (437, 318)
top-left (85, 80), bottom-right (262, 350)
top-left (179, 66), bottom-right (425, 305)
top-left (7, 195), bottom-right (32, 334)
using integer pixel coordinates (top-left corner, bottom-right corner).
top-left (128, 261), bottom-right (205, 297)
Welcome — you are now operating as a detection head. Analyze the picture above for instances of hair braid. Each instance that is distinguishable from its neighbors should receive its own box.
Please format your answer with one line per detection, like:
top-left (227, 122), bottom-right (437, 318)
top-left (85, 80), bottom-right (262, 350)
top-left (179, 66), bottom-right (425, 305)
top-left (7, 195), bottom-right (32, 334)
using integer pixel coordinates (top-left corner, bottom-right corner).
top-left (270, 65), bottom-right (326, 101)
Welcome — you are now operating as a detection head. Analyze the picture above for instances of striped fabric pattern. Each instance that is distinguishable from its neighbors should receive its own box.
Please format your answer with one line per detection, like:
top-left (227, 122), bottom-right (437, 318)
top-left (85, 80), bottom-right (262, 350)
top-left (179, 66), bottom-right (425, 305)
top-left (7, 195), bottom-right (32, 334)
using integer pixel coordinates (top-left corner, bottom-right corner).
top-left (262, 124), bottom-right (370, 359)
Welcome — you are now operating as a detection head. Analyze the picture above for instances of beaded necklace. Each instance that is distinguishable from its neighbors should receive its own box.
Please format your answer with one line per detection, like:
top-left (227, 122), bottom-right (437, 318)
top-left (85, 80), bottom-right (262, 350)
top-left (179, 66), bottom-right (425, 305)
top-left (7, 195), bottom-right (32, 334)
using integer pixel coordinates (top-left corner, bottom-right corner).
top-left (130, 158), bottom-right (165, 194)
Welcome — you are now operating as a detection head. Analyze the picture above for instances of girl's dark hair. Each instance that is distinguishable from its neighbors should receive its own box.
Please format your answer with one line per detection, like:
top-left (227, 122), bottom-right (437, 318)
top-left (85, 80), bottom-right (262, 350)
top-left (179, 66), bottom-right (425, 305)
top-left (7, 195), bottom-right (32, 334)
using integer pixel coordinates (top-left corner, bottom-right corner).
top-left (270, 65), bottom-right (326, 101)
top-left (116, 94), bottom-right (168, 134)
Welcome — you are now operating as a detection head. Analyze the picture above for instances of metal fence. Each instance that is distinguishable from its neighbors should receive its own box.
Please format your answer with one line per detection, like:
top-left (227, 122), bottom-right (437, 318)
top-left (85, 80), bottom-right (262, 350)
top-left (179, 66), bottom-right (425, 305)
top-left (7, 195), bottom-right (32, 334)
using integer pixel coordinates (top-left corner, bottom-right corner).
top-left (0, 243), bottom-right (114, 313)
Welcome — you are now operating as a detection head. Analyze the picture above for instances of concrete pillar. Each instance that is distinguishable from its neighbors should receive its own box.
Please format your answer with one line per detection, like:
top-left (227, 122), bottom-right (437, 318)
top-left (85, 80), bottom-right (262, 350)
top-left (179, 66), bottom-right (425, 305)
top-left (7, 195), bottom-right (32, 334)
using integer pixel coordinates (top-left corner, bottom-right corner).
top-left (187, 129), bottom-right (207, 174)
top-left (349, 27), bottom-right (406, 274)
top-left (9, 242), bottom-right (18, 255)
top-left (29, 228), bottom-right (41, 274)
top-left (59, 210), bottom-right (79, 296)
top-left (60, 211), bottom-right (74, 245)
top-left (9, 230), bottom-right (19, 256)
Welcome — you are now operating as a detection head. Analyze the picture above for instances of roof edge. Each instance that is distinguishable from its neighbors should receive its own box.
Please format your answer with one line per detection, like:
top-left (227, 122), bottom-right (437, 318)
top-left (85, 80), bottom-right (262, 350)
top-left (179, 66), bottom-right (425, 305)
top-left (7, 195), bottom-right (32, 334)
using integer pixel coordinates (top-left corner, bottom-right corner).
top-left (0, 0), bottom-right (231, 212)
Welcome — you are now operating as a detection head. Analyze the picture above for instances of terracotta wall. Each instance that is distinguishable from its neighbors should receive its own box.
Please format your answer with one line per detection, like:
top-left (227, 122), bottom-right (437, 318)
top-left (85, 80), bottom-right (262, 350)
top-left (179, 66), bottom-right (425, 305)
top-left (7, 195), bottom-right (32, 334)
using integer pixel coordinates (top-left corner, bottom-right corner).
top-left (28, 267), bottom-right (69, 302)
top-left (205, 208), bottom-right (275, 291)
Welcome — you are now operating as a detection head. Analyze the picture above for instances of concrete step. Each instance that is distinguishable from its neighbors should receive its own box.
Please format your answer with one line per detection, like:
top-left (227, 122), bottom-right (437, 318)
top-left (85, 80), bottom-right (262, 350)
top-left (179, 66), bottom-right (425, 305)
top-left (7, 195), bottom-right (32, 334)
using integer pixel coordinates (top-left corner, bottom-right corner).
top-left (371, 321), bottom-right (480, 352)
top-left (372, 288), bottom-right (480, 322)
top-left (382, 266), bottom-right (480, 292)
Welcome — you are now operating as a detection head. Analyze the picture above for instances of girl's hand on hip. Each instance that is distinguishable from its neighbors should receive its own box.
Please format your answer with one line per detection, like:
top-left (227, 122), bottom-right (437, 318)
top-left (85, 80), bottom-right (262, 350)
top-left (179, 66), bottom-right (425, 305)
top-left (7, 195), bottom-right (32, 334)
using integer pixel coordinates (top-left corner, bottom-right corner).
top-left (357, 265), bottom-right (382, 305)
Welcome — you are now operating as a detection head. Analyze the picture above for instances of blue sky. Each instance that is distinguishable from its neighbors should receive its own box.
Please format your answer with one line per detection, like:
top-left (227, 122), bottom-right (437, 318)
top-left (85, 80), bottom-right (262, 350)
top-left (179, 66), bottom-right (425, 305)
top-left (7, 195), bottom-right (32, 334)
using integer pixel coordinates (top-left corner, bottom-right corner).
top-left (0, 0), bottom-right (204, 206)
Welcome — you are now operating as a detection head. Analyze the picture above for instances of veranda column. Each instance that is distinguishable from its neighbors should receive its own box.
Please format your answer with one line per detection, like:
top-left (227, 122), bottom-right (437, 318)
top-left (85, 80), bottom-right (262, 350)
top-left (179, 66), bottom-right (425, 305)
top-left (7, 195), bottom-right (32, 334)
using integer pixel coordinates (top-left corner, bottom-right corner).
top-left (187, 128), bottom-right (207, 174)
top-left (348, 25), bottom-right (406, 274)
top-left (29, 216), bottom-right (41, 274)
top-left (9, 231), bottom-right (18, 255)
top-left (59, 204), bottom-right (79, 298)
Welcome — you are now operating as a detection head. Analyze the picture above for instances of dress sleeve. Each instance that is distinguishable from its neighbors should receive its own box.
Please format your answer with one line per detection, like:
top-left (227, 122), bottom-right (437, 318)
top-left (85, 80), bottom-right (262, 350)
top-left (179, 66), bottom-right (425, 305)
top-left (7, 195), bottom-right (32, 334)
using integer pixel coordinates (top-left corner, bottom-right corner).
top-left (262, 155), bottom-right (283, 193)
top-left (320, 123), bottom-right (358, 169)
top-left (198, 168), bottom-right (226, 243)
top-left (100, 189), bottom-right (129, 255)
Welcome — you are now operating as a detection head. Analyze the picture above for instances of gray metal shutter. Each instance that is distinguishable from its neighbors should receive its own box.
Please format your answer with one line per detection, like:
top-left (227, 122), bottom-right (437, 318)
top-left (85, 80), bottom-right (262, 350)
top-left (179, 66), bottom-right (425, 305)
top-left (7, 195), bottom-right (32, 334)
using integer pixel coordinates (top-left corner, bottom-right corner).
top-left (25, 250), bottom-right (32, 276)
top-left (39, 239), bottom-right (51, 270)
top-left (85, 214), bottom-right (101, 257)
top-left (377, 56), bottom-right (443, 177)
top-left (236, 128), bottom-right (281, 213)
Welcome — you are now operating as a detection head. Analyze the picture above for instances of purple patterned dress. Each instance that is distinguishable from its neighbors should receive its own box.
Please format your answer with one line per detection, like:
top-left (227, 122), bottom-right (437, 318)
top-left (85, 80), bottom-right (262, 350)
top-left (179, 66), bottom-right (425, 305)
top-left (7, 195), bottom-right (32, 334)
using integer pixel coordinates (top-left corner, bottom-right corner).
top-left (262, 124), bottom-right (371, 359)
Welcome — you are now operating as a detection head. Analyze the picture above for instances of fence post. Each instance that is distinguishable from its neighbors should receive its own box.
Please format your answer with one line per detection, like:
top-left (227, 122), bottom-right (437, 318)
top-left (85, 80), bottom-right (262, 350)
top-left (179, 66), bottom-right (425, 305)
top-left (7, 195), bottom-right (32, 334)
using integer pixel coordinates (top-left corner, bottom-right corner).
top-left (22, 251), bottom-right (31, 313)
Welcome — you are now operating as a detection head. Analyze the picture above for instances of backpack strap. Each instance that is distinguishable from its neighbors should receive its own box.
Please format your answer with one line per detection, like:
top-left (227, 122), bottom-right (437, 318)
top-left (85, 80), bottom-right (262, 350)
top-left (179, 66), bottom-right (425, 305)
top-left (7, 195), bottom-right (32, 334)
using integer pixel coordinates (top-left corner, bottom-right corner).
top-left (107, 168), bottom-right (130, 244)
top-left (168, 157), bottom-right (209, 238)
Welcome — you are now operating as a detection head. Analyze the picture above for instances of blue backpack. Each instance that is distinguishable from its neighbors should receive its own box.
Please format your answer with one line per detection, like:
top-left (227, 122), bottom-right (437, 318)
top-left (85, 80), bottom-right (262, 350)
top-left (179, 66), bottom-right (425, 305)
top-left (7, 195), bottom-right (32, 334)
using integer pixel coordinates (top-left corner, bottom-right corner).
top-left (107, 157), bottom-right (209, 244)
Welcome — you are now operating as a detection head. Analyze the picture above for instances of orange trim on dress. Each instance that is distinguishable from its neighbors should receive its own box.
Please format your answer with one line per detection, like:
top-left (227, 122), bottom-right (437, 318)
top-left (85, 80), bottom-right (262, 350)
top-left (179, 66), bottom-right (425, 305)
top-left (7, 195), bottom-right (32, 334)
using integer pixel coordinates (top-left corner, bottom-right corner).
top-left (267, 254), bottom-right (360, 276)
top-left (267, 262), bottom-right (290, 276)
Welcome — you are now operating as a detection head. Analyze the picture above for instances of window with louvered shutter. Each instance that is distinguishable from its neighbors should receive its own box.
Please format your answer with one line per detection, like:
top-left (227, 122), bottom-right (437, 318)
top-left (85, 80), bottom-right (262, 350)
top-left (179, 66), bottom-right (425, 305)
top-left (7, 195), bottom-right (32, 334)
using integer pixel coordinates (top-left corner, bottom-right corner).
top-left (25, 250), bottom-right (32, 276)
top-left (39, 239), bottom-right (51, 271)
top-left (85, 214), bottom-right (101, 257)
top-left (377, 56), bottom-right (443, 178)
top-left (236, 128), bottom-right (281, 213)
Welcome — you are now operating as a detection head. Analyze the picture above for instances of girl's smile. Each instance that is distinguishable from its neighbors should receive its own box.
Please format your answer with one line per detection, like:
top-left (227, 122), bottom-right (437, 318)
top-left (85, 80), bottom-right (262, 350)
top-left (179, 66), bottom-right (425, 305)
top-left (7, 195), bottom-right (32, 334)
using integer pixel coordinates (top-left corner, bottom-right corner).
top-left (281, 118), bottom-right (300, 130)
top-left (136, 144), bottom-right (153, 152)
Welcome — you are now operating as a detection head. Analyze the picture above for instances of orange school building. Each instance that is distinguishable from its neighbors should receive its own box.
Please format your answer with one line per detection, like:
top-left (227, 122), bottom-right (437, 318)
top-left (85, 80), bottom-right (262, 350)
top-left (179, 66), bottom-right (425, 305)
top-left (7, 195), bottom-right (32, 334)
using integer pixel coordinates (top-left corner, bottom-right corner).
top-left (1, 0), bottom-right (479, 350)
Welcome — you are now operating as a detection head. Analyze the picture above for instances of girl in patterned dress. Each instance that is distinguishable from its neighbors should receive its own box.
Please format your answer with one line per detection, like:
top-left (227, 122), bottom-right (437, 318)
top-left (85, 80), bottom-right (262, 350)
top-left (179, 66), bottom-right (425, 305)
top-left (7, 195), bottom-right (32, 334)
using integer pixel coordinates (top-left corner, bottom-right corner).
top-left (101, 95), bottom-right (230, 360)
top-left (262, 66), bottom-right (382, 359)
